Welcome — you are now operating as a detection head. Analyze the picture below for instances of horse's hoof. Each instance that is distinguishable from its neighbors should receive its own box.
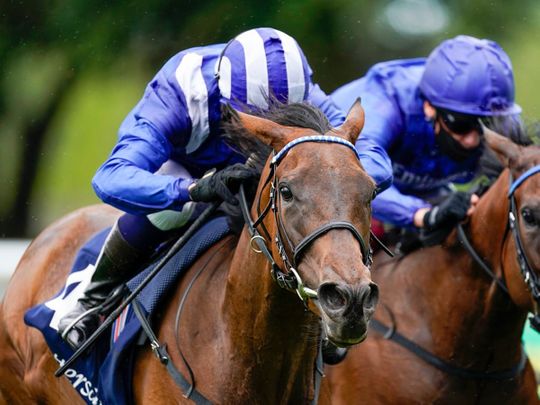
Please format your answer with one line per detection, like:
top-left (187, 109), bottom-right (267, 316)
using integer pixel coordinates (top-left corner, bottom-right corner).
top-left (322, 341), bottom-right (349, 365)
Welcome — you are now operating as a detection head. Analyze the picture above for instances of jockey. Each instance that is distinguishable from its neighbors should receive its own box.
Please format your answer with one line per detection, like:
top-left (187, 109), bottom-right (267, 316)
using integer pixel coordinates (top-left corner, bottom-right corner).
top-left (59, 27), bottom-right (346, 349)
top-left (332, 35), bottom-right (521, 251)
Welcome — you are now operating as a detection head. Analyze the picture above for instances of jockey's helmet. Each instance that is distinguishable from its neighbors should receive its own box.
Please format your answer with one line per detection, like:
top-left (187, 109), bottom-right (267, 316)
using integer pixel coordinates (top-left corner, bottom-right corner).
top-left (216, 28), bottom-right (311, 110)
top-left (419, 35), bottom-right (521, 116)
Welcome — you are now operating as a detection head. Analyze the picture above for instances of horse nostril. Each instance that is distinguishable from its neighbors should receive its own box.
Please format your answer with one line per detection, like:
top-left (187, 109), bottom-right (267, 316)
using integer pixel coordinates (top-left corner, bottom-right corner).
top-left (319, 283), bottom-right (350, 312)
top-left (362, 282), bottom-right (379, 309)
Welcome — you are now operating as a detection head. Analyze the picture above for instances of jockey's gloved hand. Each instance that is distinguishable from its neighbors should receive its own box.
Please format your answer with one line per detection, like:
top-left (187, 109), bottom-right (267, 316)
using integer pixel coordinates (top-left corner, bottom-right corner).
top-left (422, 191), bottom-right (470, 231)
top-left (188, 163), bottom-right (258, 205)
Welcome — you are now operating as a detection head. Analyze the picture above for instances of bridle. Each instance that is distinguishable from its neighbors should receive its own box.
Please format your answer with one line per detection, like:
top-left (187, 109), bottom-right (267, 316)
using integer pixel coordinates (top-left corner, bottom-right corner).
top-left (458, 164), bottom-right (540, 331)
top-left (239, 135), bottom-right (373, 303)
top-left (508, 165), bottom-right (540, 330)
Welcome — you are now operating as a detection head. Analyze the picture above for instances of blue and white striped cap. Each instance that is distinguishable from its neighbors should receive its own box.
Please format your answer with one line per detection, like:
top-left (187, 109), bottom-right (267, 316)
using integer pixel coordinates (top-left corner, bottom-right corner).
top-left (216, 27), bottom-right (312, 110)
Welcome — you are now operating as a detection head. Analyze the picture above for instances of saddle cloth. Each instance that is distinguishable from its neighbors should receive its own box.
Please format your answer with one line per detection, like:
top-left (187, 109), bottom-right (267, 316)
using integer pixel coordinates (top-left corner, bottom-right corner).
top-left (24, 216), bottom-right (231, 405)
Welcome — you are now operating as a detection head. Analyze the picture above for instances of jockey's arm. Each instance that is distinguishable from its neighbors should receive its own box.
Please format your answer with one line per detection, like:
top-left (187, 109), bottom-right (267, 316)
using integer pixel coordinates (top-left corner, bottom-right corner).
top-left (352, 96), bottom-right (403, 192)
top-left (92, 53), bottom-right (195, 216)
top-left (306, 83), bottom-right (346, 127)
top-left (331, 78), bottom-right (403, 193)
top-left (372, 185), bottom-right (431, 228)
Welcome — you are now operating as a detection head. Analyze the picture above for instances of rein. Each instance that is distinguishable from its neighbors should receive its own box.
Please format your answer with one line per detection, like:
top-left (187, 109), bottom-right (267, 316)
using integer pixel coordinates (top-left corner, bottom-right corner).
top-left (456, 224), bottom-right (510, 295)
top-left (239, 135), bottom-right (372, 303)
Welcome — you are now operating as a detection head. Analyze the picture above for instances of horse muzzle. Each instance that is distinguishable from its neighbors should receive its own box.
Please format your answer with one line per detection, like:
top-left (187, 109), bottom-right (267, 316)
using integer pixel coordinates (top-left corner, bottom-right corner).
top-left (317, 281), bottom-right (379, 346)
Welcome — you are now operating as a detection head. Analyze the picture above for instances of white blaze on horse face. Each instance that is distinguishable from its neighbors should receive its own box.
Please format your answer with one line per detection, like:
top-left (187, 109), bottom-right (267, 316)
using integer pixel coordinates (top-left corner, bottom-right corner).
top-left (45, 264), bottom-right (97, 331)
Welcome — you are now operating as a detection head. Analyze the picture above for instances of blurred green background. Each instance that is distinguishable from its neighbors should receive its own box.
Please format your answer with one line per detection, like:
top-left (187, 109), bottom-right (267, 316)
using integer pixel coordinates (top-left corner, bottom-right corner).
top-left (1, 0), bottom-right (540, 237)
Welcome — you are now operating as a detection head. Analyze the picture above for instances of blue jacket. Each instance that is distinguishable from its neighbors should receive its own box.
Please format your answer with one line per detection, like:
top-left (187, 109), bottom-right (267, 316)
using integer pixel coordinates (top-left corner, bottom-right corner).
top-left (92, 44), bottom-right (346, 215)
top-left (332, 58), bottom-right (481, 227)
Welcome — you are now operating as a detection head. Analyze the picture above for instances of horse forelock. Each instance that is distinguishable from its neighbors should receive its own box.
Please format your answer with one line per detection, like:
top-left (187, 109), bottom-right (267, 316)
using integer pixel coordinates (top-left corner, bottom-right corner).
top-left (220, 100), bottom-right (333, 234)
top-left (221, 100), bottom-right (332, 171)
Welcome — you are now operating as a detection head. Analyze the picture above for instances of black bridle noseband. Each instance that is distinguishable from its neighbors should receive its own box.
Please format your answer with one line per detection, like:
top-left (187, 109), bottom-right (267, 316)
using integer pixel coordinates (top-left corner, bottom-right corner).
top-left (239, 135), bottom-right (373, 303)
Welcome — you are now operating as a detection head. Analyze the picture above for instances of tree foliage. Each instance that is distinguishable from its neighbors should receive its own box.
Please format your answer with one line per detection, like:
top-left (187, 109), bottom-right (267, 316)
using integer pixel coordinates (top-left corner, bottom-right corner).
top-left (1, 0), bottom-right (538, 236)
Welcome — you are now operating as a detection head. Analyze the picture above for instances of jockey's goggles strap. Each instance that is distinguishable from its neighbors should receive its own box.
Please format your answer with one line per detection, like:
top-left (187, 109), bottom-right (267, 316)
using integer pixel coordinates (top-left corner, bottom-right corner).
top-left (271, 136), bottom-right (360, 166)
top-left (508, 165), bottom-right (540, 197)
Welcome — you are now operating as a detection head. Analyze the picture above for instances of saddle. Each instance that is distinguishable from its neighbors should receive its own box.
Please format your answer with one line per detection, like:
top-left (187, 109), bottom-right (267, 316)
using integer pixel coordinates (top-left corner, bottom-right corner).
top-left (24, 216), bottom-right (232, 405)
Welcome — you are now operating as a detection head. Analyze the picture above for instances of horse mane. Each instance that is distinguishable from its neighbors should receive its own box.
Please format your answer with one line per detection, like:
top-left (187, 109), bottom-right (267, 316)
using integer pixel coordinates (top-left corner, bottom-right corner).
top-left (221, 99), bottom-right (332, 172)
top-left (219, 99), bottom-right (332, 233)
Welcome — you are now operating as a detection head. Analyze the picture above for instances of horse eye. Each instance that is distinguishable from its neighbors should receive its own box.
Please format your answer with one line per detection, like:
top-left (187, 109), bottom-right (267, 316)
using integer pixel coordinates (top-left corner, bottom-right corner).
top-left (279, 184), bottom-right (293, 201)
top-left (521, 208), bottom-right (537, 226)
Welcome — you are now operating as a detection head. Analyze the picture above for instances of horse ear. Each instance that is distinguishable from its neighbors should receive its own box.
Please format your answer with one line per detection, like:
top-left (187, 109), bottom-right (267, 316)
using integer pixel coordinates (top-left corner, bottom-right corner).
top-left (222, 104), bottom-right (296, 149)
top-left (482, 125), bottom-right (520, 167)
top-left (333, 98), bottom-right (365, 143)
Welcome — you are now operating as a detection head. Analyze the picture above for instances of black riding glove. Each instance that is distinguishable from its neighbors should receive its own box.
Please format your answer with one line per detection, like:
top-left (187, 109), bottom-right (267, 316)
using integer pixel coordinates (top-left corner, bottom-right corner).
top-left (423, 191), bottom-right (470, 231)
top-left (188, 163), bottom-right (258, 205)
top-left (419, 192), bottom-right (470, 247)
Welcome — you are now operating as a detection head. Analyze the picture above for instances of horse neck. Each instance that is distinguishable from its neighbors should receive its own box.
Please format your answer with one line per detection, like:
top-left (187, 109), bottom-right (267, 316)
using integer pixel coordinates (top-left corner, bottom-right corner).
top-left (222, 221), bottom-right (319, 402)
top-left (435, 169), bottom-right (527, 358)
top-left (468, 170), bottom-right (512, 274)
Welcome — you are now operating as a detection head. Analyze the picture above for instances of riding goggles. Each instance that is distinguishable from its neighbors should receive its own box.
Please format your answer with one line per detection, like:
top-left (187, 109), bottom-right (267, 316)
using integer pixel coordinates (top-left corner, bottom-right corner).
top-left (437, 108), bottom-right (482, 135)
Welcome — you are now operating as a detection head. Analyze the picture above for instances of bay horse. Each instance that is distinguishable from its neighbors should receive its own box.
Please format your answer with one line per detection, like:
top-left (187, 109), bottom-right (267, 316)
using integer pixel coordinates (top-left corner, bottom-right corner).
top-left (0, 100), bottom-right (379, 404)
top-left (320, 128), bottom-right (540, 404)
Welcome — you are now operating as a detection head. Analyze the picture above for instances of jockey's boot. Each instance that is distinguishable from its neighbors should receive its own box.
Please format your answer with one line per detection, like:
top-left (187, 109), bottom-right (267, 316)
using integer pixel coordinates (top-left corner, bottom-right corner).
top-left (58, 222), bottom-right (144, 349)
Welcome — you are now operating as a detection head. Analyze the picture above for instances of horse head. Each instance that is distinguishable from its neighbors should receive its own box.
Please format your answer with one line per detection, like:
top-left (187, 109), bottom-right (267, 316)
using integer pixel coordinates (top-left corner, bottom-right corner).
top-left (483, 127), bottom-right (540, 320)
top-left (230, 100), bottom-right (379, 346)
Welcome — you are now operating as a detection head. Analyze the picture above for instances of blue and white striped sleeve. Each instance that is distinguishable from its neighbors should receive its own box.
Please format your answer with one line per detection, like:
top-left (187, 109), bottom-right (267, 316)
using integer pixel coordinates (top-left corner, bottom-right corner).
top-left (92, 53), bottom-right (196, 215)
